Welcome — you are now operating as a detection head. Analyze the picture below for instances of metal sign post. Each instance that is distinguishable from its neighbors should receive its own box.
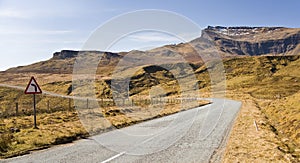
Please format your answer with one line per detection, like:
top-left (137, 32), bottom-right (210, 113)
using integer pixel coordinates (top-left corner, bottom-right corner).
top-left (33, 94), bottom-right (37, 129)
top-left (25, 77), bottom-right (42, 129)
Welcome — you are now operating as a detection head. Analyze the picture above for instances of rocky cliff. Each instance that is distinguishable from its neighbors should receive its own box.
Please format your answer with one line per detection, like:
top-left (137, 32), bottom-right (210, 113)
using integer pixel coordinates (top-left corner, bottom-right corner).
top-left (52, 50), bottom-right (122, 60)
top-left (202, 26), bottom-right (300, 56)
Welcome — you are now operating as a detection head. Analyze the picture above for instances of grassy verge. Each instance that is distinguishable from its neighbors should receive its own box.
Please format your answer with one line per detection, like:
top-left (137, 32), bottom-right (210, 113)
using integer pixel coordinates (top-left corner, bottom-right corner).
top-left (222, 55), bottom-right (300, 162)
top-left (0, 111), bottom-right (87, 158)
top-left (257, 92), bottom-right (300, 159)
top-left (223, 92), bottom-right (293, 162)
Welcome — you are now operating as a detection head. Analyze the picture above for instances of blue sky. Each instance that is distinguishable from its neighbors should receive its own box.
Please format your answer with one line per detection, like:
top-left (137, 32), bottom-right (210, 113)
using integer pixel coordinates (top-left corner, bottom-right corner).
top-left (0, 0), bottom-right (299, 71)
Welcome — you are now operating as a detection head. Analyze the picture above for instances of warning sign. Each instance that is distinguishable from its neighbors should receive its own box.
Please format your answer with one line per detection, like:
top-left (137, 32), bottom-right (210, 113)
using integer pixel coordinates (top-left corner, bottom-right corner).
top-left (24, 77), bottom-right (42, 94)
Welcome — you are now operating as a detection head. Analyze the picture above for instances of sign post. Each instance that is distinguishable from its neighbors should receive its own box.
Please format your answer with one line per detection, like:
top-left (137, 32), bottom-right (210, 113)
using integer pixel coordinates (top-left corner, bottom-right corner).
top-left (24, 77), bottom-right (42, 129)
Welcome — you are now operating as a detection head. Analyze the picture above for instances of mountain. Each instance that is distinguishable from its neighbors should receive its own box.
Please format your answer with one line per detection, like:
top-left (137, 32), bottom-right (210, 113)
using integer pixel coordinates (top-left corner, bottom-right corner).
top-left (5, 26), bottom-right (300, 74)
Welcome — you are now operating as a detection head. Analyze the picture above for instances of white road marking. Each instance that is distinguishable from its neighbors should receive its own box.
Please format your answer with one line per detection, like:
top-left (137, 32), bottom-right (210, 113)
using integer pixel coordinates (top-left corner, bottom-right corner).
top-left (101, 151), bottom-right (126, 163)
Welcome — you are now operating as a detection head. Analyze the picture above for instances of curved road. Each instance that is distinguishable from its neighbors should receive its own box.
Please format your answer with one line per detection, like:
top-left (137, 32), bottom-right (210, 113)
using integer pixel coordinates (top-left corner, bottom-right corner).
top-left (3, 98), bottom-right (241, 163)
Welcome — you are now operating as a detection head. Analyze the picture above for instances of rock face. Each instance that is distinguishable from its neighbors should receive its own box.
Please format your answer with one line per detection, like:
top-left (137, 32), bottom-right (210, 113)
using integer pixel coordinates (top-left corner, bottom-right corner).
top-left (213, 34), bottom-right (299, 55)
top-left (202, 26), bottom-right (300, 56)
top-left (52, 50), bottom-right (122, 60)
top-left (53, 50), bottom-right (79, 59)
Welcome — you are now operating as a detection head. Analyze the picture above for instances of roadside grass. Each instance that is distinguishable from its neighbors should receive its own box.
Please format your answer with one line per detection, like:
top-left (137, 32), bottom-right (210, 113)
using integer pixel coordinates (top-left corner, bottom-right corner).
top-left (223, 55), bottom-right (300, 162)
top-left (223, 92), bottom-right (288, 162)
top-left (224, 90), bottom-right (300, 162)
top-left (0, 111), bottom-right (87, 158)
top-left (258, 91), bottom-right (300, 159)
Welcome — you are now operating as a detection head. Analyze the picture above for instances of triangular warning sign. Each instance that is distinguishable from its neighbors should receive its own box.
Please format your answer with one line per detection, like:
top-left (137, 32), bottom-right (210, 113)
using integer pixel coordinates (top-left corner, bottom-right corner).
top-left (24, 77), bottom-right (42, 94)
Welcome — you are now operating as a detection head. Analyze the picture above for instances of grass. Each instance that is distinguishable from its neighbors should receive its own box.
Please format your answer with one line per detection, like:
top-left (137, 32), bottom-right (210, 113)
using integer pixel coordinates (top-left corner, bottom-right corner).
top-left (0, 111), bottom-right (87, 158)
top-left (223, 55), bottom-right (300, 162)
top-left (223, 93), bottom-right (288, 162)
top-left (258, 92), bottom-right (300, 158)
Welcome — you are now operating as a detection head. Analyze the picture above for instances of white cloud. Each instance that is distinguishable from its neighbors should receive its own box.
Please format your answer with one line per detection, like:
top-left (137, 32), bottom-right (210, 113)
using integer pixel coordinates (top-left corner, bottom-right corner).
top-left (127, 31), bottom-right (201, 43)
top-left (129, 33), bottom-right (180, 42)
top-left (0, 29), bottom-right (73, 35)
top-left (0, 8), bottom-right (29, 19)
top-left (34, 30), bottom-right (73, 35)
top-left (40, 40), bottom-right (84, 44)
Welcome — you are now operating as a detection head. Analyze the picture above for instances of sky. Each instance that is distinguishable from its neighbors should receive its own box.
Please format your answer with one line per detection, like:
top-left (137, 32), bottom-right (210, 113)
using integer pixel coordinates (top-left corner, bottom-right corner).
top-left (0, 0), bottom-right (299, 71)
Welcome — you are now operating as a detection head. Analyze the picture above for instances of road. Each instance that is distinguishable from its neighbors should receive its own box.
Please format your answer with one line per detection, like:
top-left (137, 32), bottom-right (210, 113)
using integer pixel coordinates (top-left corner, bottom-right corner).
top-left (3, 98), bottom-right (241, 163)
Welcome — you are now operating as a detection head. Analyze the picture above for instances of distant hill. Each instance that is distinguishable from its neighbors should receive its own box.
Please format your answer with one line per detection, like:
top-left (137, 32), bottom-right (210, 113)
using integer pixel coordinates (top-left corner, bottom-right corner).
top-left (5, 26), bottom-right (300, 74)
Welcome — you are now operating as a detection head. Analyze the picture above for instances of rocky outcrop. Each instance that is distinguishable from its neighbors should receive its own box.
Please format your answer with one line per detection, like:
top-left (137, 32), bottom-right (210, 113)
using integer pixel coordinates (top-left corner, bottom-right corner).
top-left (52, 50), bottom-right (80, 59)
top-left (52, 50), bottom-right (122, 60)
top-left (213, 34), bottom-right (299, 55)
top-left (202, 26), bottom-right (300, 56)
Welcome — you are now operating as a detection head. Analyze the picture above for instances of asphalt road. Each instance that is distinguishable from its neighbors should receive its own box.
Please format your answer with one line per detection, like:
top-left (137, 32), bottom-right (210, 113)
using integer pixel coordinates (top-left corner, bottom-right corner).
top-left (3, 98), bottom-right (241, 163)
